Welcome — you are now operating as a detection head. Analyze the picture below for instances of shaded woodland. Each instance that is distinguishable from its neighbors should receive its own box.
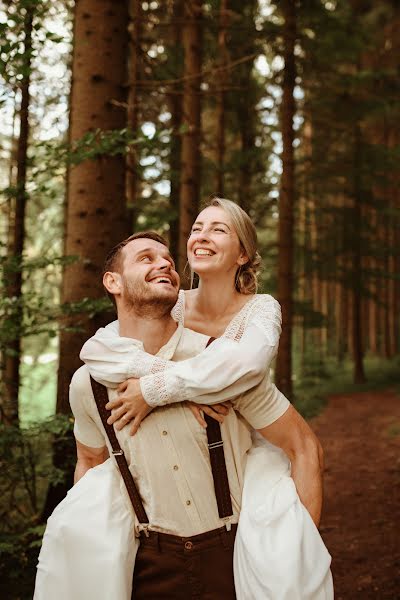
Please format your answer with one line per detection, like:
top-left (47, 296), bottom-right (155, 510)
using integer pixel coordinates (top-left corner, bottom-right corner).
top-left (0, 0), bottom-right (399, 595)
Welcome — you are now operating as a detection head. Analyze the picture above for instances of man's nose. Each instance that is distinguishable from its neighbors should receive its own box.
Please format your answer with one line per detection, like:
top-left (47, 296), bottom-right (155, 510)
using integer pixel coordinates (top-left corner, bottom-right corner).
top-left (157, 258), bottom-right (171, 270)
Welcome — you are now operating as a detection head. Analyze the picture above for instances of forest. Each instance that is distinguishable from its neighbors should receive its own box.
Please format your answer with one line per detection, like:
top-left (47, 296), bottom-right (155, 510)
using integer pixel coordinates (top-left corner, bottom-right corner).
top-left (0, 0), bottom-right (399, 597)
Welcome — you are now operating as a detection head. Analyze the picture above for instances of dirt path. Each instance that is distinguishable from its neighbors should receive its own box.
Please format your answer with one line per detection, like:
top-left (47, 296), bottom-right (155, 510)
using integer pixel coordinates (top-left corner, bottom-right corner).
top-left (310, 389), bottom-right (400, 599)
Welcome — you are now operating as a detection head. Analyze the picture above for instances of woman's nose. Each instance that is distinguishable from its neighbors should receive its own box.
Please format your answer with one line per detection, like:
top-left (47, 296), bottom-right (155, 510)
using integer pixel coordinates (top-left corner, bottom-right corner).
top-left (196, 232), bottom-right (210, 243)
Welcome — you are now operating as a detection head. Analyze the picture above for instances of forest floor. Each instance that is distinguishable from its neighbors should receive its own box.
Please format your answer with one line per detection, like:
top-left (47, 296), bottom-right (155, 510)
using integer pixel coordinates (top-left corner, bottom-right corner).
top-left (311, 389), bottom-right (400, 600)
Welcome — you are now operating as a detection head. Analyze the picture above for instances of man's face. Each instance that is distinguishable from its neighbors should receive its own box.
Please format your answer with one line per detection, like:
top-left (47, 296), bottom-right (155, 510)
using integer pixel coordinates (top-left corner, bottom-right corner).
top-left (118, 238), bottom-right (180, 315)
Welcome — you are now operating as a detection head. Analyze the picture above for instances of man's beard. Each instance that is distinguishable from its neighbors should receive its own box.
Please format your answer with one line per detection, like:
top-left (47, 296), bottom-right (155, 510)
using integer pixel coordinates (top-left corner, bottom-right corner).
top-left (121, 277), bottom-right (177, 318)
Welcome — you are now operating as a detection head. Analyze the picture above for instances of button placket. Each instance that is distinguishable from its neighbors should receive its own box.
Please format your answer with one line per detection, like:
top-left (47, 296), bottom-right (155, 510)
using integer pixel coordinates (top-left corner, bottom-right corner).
top-left (162, 412), bottom-right (202, 527)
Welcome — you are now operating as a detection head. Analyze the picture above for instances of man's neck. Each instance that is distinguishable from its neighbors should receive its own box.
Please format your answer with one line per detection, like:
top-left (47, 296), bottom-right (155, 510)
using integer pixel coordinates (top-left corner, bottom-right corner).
top-left (118, 310), bottom-right (178, 355)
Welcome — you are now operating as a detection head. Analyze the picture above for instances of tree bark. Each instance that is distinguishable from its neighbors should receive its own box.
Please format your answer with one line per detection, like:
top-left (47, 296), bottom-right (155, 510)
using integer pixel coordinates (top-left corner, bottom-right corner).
top-left (126, 0), bottom-right (142, 220)
top-left (275, 0), bottom-right (297, 400)
top-left (214, 0), bottom-right (229, 196)
top-left (351, 123), bottom-right (366, 383)
top-left (1, 6), bottom-right (33, 426)
top-left (167, 0), bottom-right (184, 263)
top-left (178, 0), bottom-right (203, 278)
top-left (57, 0), bottom-right (131, 416)
top-left (44, 0), bottom-right (131, 518)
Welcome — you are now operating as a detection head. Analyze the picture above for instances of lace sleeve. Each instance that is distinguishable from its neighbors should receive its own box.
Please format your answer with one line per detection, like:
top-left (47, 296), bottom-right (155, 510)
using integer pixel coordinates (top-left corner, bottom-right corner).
top-left (140, 295), bottom-right (283, 407)
top-left (80, 294), bottom-right (284, 408)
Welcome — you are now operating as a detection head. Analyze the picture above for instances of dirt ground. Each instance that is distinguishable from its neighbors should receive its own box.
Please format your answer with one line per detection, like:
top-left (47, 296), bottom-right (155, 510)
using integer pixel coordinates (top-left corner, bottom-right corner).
top-left (311, 389), bottom-right (400, 599)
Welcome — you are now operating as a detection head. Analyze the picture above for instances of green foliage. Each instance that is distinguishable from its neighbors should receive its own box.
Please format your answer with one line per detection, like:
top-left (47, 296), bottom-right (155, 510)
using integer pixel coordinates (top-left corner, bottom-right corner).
top-left (0, 415), bottom-right (73, 532)
top-left (0, 415), bottom-right (73, 594)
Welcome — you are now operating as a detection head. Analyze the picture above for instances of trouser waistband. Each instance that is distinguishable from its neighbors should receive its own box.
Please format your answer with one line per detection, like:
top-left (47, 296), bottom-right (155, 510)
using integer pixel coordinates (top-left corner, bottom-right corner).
top-left (139, 524), bottom-right (238, 554)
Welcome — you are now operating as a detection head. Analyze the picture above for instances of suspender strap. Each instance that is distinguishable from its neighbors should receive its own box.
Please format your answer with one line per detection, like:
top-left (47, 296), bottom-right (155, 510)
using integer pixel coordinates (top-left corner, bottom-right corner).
top-left (90, 376), bottom-right (149, 525)
top-left (205, 337), bottom-right (233, 519)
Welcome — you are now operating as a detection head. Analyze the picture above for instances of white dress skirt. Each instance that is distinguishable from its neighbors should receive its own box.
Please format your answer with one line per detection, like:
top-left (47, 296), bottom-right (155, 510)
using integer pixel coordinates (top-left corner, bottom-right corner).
top-left (34, 439), bottom-right (333, 600)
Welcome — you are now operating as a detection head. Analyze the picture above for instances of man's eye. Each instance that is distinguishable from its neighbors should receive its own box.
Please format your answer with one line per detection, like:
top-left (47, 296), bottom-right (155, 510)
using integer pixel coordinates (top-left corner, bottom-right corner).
top-left (191, 228), bottom-right (201, 233)
top-left (140, 256), bottom-right (151, 262)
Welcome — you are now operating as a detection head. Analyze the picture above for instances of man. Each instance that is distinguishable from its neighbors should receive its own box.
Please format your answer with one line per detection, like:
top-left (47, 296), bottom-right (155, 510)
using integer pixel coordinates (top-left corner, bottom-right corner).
top-left (70, 231), bottom-right (323, 599)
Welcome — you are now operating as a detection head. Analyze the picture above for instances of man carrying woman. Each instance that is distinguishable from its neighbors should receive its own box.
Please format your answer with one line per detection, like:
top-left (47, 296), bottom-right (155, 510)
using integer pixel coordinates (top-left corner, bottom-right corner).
top-left (35, 198), bottom-right (333, 599)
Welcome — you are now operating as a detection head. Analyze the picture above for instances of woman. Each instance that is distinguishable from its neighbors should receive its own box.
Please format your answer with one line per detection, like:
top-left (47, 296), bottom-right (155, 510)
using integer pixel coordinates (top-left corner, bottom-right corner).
top-left (80, 197), bottom-right (333, 599)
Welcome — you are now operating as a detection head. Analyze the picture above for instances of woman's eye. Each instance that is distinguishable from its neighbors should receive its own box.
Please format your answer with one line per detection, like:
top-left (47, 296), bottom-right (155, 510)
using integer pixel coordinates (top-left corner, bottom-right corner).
top-left (214, 227), bottom-right (226, 233)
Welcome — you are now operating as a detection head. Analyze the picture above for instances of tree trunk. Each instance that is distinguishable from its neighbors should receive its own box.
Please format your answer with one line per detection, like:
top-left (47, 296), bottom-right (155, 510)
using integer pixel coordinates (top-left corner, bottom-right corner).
top-left (352, 123), bottom-right (366, 383)
top-left (57, 0), bottom-right (131, 415)
top-left (43, 0), bottom-right (131, 518)
top-left (1, 6), bottom-right (33, 426)
top-left (126, 0), bottom-right (142, 221)
top-left (178, 0), bottom-right (203, 278)
top-left (167, 0), bottom-right (184, 263)
top-left (275, 0), bottom-right (296, 399)
top-left (214, 0), bottom-right (229, 196)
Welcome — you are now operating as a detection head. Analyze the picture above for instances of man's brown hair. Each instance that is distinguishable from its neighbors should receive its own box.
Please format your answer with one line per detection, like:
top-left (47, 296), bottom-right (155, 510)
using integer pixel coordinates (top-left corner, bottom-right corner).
top-left (103, 231), bottom-right (169, 304)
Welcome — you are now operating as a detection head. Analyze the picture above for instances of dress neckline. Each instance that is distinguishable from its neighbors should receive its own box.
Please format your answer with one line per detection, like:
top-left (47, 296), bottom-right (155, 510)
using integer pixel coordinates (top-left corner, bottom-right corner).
top-left (174, 289), bottom-right (259, 338)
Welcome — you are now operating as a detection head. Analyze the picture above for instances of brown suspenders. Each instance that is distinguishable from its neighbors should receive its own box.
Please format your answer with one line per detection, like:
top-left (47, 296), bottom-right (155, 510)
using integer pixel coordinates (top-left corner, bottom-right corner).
top-left (90, 334), bottom-right (233, 528)
top-left (90, 376), bottom-right (149, 526)
top-left (204, 337), bottom-right (233, 520)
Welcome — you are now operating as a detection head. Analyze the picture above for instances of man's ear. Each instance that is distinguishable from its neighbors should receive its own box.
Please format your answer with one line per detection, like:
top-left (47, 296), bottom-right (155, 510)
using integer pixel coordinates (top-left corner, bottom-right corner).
top-left (103, 271), bottom-right (122, 296)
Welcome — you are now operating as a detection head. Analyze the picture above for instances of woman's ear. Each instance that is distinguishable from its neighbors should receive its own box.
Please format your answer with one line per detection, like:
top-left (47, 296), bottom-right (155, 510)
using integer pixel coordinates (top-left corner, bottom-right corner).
top-left (103, 271), bottom-right (122, 296)
top-left (237, 252), bottom-right (249, 267)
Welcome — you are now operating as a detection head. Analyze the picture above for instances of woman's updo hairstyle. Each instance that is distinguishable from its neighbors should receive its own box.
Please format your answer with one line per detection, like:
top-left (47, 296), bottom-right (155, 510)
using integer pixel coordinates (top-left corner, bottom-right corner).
top-left (205, 197), bottom-right (261, 294)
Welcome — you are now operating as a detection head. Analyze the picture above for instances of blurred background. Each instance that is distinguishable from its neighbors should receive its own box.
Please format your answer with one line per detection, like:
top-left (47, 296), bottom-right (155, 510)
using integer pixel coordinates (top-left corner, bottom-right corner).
top-left (0, 0), bottom-right (399, 597)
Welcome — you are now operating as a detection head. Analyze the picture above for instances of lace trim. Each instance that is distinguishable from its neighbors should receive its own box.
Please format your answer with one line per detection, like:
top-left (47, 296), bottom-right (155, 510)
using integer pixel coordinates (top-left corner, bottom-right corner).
top-left (250, 296), bottom-right (282, 346)
top-left (223, 295), bottom-right (259, 341)
top-left (171, 290), bottom-right (185, 325)
top-left (131, 343), bottom-right (176, 377)
top-left (140, 372), bottom-right (169, 407)
top-left (149, 356), bottom-right (169, 374)
top-left (223, 294), bottom-right (281, 344)
top-left (140, 371), bottom-right (186, 407)
top-left (128, 352), bottom-right (156, 378)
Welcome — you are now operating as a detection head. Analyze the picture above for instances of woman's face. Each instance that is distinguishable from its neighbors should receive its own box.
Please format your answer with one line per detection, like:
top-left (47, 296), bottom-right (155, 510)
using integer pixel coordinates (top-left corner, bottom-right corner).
top-left (187, 206), bottom-right (247, 279)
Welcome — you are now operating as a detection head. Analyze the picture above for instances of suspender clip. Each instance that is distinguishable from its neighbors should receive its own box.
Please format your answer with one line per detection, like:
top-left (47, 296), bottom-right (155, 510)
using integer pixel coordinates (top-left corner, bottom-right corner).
top-left (112, 449), bottom-right (124, 456)
top-left (140, 524), bottom-right (150, 538)
top-left (223, 518), bottom-right (232, 532)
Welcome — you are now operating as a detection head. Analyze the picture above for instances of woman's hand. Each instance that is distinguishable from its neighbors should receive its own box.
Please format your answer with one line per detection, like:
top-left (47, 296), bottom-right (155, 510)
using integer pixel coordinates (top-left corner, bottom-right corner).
top-left (105, 378), bottom-right (152, 435)
top-left (188, 401), bottom-right (231, 428)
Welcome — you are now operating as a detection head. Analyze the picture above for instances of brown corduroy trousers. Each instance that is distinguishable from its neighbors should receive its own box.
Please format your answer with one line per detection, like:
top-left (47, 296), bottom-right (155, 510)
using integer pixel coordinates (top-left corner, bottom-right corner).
top-left (132, 524), bottom-right (237, 599)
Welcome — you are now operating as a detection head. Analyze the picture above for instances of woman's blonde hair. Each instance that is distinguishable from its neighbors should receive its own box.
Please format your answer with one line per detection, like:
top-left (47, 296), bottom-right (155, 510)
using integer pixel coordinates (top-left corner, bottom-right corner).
top-left (191, 197), bottom-right (261, 294)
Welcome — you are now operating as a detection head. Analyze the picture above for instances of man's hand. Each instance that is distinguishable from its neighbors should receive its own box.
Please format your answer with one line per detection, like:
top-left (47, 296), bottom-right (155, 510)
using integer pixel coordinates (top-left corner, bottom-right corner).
top-left (105, 378), bottom-right (152, 435)
top-left (188, 401), bottom-right (231, 428)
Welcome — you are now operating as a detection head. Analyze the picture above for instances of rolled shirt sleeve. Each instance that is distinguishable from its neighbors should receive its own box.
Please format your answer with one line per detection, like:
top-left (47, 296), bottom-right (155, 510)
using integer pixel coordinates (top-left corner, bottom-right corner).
top-left (233, 376), bottom-right (290, 430)
top-left (69, 367), bottom-right (107, 448)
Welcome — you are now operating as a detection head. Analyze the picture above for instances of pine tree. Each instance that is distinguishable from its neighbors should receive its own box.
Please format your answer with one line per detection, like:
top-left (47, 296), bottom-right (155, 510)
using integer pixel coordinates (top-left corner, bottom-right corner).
top-left (1, 1), bottom-right (34, 425)
top-left (178, 0), bottom-right (203, 276)
top-left (57, 0), bottom-right (132, 415)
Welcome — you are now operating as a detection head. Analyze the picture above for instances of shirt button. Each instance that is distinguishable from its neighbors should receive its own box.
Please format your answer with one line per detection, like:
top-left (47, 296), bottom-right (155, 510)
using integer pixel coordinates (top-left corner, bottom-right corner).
top-left (162, 430), bottom-right (168, 436)
top-left (186, 500), bottom-right (191, 506)
top-left (173, 465), bottom-right (179, 471)
top-left (184, 541), bottom-right (193, 550)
